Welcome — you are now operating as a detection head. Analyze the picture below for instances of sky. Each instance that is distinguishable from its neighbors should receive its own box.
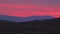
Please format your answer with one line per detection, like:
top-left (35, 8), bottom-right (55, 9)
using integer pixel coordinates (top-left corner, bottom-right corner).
top-left (0, 0), bottom-right (60, 18)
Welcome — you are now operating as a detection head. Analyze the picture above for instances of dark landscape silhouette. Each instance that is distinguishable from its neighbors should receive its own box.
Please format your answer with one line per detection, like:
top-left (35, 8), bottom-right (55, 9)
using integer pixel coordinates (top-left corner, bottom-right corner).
top-left (0, 18), bottom-right (60, 34)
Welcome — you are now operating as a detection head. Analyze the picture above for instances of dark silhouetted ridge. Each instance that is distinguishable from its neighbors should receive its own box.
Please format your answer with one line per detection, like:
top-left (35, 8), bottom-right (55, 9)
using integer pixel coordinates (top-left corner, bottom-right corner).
top-left (0, 18), bottom-right (60, 34)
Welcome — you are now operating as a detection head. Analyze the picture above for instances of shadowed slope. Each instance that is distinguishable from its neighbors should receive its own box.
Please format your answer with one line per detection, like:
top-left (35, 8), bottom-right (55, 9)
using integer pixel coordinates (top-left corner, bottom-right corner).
top-left (0, 18), bottom-right (60, 34)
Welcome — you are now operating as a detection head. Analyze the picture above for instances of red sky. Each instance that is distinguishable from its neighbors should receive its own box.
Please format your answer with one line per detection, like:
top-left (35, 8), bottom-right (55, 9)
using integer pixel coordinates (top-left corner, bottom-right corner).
top-left (0, 0), bottom-right (60, 18)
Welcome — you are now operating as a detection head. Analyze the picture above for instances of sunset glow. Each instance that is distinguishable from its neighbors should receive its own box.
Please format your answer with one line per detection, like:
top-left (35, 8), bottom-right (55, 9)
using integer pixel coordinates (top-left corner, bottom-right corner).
top-left (0, 0), bottom-right (60, 18)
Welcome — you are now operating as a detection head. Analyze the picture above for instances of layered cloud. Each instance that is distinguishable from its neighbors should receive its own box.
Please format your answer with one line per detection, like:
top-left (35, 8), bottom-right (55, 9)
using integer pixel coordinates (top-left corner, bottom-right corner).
top-left (0, 0), bottom-right (60, 18)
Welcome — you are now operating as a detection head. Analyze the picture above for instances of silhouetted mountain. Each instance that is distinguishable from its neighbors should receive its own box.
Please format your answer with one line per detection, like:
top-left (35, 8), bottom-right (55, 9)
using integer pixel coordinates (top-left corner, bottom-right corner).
top-left (0, 15), bottom-right (53, 22)
top-left (0, 18), bottom-right (60, 34)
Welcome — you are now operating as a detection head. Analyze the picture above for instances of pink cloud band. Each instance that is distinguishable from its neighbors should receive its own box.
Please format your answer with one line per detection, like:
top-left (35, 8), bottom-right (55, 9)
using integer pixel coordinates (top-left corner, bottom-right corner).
top-left (0, 4), bottom-right (60, 18)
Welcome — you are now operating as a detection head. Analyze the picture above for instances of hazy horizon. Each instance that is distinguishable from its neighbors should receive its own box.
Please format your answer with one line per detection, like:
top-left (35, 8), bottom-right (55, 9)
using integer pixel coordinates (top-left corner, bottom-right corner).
top-left (0, 15), bottom-right (54, 22)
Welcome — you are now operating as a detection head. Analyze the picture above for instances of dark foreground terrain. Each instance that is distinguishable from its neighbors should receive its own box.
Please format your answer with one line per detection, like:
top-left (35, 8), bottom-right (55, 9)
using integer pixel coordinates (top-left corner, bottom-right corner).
top-left (0, 18), bottom-right (60, 34)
